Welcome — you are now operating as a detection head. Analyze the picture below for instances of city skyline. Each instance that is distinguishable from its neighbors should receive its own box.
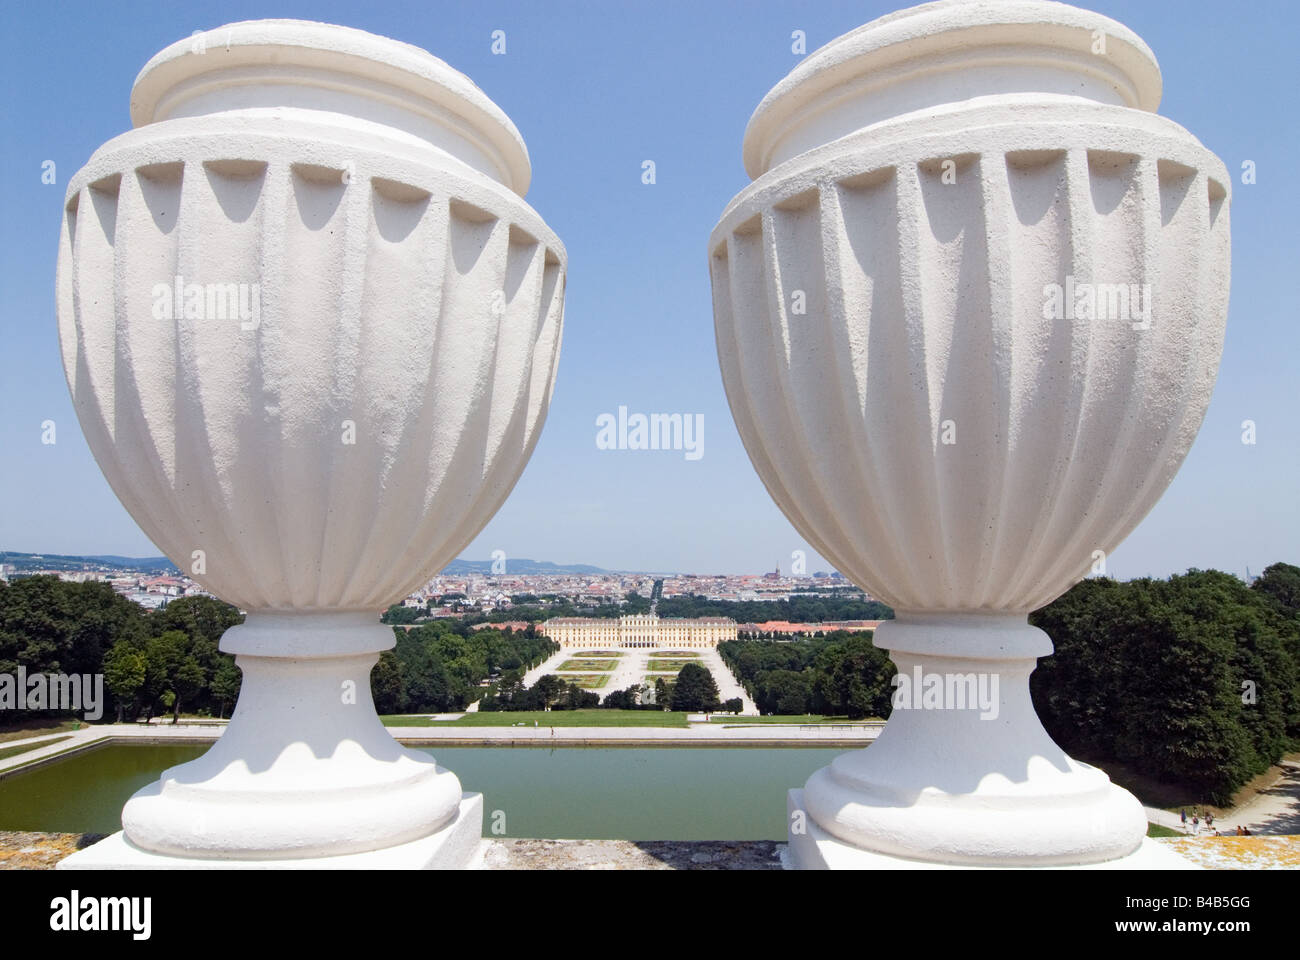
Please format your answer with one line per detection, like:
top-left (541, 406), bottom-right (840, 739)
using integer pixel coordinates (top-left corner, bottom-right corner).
top-left (0, 546), bottom-right (1278, 584)
top-left (2, 0), bottom-right (1296, 580)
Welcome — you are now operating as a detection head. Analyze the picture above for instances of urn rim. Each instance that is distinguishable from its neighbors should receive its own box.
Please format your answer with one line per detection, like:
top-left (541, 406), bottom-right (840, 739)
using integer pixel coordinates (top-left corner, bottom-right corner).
top-left (130, 19), bottom-right (533, 196)
top-left (712, 103), bottom-right (1229, 252)
top-left (743, 0), bottom-right (1164, 180)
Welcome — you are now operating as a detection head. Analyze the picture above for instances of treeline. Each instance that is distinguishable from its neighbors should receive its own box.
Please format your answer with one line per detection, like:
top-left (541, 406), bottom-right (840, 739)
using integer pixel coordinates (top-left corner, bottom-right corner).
top-left (0, 575), bottom-right (558, 723)
top-left (659, 595), bottom-right (893, 624)
top-left (478, 673), bottom-right (599, 711)
top-left (0, 576), bottom-right (244, 723)
top-left (478, 663), bottom-right (741, 713)
top-left (719, 564), bottom-right (1300, 801)
top-left (719, 632), bottom-right (895, 717)
top-left (382, 591), bottom-right (651, 626)
top-left (381, 604), bottom-right (428, 625)
top-left (476, 592), bottom-right (651, 622)
top-left (1031, 564), bottom-right (1300, 804)
top-left (371, 619), bottom-right (557, 713)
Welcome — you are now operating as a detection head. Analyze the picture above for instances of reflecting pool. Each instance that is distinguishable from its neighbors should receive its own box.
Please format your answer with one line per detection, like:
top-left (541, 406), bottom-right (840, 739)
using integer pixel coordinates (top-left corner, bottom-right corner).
top-left (0, 742), bottom-right (849, 840)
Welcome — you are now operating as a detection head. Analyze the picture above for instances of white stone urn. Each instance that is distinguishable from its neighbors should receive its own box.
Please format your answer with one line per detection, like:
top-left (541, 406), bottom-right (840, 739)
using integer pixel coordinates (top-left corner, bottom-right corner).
top-left (56, 21), bottom-right (565, 867)
top-left (709, 0), bottom-right (1229, 868)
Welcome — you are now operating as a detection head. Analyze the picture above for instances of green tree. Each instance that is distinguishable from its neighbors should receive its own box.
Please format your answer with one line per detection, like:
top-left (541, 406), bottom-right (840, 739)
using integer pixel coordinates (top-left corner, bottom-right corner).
top-left (172, 657), bottom-right (207, 723)
top-left (601, 684), bottom-right (644, 710)
top-left (381, 604), bottom-right (423, 625)
top-left (621, 591), bottom-right (651, 615)
top-left (103, 641), bottom-right (146, 722)
top-left (0, 577), bottom-right (149, 722)
top-left (561, 683), bottom-right (600, 710)
top-left (381, 621), bottom-right (557, 711)
top-left (533, 674), bottom-right (567, 709)
top-left (1032, 568), bottom-right (1300, 804)
top-left (654, 677), bottom-right (670, 707)
top-left (811, 633), bottom-right (895, 718)
top-left (669, 662), bottom-right (721, 711)
top-left (756, 670), bottom-right (811, 714)
top-left (210, 659), bottom-right (242, 719)
top-left (142, 630), bottom-right (188, 720)
top-left (152, 595), bottom-right (243, 649)
top-left (1253, 563), bottom-right (1300, 616)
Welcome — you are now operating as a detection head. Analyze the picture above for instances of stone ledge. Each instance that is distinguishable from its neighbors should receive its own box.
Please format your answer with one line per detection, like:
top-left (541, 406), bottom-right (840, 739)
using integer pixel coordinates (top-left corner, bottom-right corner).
top-left (6, 832), bottom-right (1296, 870)
top-left (480, 838), bottom-right (784, 870)
top-left (0, 832), bottom-right (106, 870)
top-left (1, 833), bottom-right (783, 870)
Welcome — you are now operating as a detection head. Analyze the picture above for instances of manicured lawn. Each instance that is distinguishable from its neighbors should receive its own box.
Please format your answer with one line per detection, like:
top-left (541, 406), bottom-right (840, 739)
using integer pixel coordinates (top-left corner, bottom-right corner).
top-left (1147, 823), bottom-right (1181, 838)
top-left (573, 651), bottom-right (620, 657)
top-left (558, 658), bottom-right (619, 671)
top-left (707, 715), bottom-right (880, 724)
top-left (382, 710), bottom-right (692, 728)
top-left (0, 735), bottom-right (74, 762)
top-left (652, 651), bottom-right (699, 657)
top-left (0, 720), bottom-right (81, 745)
top-left (646, 659), bottom-right (694, 671)
top-left (382, 714), bottom-right (462, 724)
top-left (559, 674), bottom-right (610, 689)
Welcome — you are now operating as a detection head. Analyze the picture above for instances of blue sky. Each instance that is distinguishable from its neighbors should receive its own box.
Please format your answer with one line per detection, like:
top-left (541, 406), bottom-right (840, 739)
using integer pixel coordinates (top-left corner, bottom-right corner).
top-left (0, 0), bottom-right (1295, 579)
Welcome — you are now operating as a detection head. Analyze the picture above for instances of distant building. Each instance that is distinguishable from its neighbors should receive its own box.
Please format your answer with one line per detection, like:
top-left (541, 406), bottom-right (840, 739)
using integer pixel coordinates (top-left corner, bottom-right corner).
top-left (471, 620), bottom-right (532, 633)
top-left (542, 613), bottom-right (737, 650)
top-left (141, 576), bottom-right (186, 597)
top-left (740, 619), bottom-right (884, 636)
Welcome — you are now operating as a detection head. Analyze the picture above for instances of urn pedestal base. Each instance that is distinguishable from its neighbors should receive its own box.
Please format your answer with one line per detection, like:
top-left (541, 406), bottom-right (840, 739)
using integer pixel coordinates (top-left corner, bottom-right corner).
top-left (85, 613), bottom-right (478, 866)
top-left (59, 794), bottom-right (484, 870)
top-left (785, 790), bottom-right (1196, 870)
top-left (790, 615), bottom-right (1166, 868)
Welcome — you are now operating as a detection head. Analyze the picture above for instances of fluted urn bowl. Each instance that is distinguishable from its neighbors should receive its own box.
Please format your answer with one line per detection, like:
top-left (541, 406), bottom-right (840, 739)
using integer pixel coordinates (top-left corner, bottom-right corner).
top-left (58, 20), bottom-right (565, 613)
top-left (55, 21), bottom-right (565, 863)
top-left (710, 0), bottom-right (1229, 866)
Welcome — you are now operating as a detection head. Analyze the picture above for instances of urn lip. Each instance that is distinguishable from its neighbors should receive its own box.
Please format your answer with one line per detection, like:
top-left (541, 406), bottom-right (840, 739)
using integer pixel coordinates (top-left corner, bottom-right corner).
top-left (130, 19), bottom-right (533, 196)
top-left (742, 0), bottom-right (1163, 180)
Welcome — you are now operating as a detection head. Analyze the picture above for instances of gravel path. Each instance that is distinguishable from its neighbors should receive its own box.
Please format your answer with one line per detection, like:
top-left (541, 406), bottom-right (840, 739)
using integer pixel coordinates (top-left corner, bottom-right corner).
top-left (1228, 760), bottom-right (1300, 836)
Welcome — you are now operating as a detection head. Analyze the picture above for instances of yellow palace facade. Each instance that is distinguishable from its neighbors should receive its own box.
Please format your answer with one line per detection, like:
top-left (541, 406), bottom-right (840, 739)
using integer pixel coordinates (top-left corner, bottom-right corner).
top-left (542, 614), bottom-right (737, 650)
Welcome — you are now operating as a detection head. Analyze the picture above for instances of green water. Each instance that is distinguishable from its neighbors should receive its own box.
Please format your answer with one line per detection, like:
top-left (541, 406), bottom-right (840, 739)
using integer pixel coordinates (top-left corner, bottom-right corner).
top-left (0, 743), bottom-right (205, 836)
top-left (0, 743), bottom-right (848, 840)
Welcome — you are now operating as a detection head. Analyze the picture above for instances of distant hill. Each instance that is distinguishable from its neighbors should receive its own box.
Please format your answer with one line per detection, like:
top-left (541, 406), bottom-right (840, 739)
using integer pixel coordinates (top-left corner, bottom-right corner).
top-left (440, 558), bottom-right (612, 575)
top-left (0, 551), bottom-right (179, 574)
top-left (1, 551), bottom-right (616, 578)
